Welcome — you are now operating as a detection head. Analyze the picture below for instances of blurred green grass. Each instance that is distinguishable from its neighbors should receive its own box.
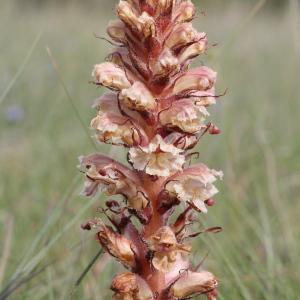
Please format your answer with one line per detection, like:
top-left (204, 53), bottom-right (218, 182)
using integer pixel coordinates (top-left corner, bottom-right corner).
top-left (0, 0), bottom-right (299, 299)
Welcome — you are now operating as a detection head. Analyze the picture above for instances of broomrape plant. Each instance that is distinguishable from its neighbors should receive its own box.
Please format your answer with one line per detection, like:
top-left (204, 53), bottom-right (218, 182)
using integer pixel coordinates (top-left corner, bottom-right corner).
top-left (79, 1), bottom-right (224, 299)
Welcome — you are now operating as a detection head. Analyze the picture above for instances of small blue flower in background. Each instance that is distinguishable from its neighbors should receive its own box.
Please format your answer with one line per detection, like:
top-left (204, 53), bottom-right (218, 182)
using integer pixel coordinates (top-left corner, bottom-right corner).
top-left (4, 104), bottom-right (25, 123)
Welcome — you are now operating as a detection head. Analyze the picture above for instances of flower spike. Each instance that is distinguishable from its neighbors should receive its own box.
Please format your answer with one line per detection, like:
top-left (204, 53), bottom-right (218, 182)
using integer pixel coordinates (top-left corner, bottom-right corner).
top-left (79, 1), bottom-right (224, 299)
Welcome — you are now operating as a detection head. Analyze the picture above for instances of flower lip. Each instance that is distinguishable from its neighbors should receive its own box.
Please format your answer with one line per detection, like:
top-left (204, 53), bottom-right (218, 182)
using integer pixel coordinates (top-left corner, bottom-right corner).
top-left (164, 164), bottom-right (223, 213)
top-left (129, 135), bottom-right (185, 177)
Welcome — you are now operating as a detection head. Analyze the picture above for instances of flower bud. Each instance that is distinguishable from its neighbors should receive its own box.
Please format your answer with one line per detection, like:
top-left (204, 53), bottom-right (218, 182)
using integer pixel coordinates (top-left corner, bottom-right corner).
top-left (173, 0), bottom-right (195, 23)
top-left (107, 20), bottom-right (127, 44)
top-left (120, 82), bottom-right (156, 112)
top-left (149, 226), bottom-right (191, 273)
top-left (170, 271), bottom-right (218, 299)
top-left (97, 224), bottom-right (137, 269)
top-left (166, 23), bottom-right (198, 50)
top-left (129, 135), bottom-right (185, 177)
top-left (173, 67), bottom-right (217, 95)
top-left (92, 62), bottom-right (131, 90)
top-left (111, 273), bottom-right (154, 300)
top-left (160, 99), bottom-right (209, 133)
top-left (165, 164), bottom-right (223, 213)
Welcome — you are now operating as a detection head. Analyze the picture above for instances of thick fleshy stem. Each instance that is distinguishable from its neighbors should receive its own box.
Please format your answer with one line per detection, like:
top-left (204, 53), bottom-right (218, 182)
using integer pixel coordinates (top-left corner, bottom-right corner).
top-left (79, 1), bottom-right (224, 299)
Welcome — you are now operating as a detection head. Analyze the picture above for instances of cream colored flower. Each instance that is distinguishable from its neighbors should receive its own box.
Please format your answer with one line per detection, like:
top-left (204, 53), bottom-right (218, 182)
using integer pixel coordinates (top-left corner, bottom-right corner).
top-left (160, 99), bottom-right (209, 133)
top-left (138, 12), bottom-right (156, 38)
top-left (151, 48), bottom-right (179, 78)
top-left (173, 66), bottom-right (217, 95)
top-left (173, 0), bottom-right (195, 23)
top-left (166, 165), bottom-right (223, 213)
top-left (92, 93), bottom-right (148, 147)
top-left (147, 0), bottom-right (173, 15)
top-left (117, 1), bottom-right (155, 38)
top-left (120, 82), bottom-right (156, 112)
top-left (149, 226), bottom-right (191, 273)
top-left (178, 36), bottom-right (208, 64)
top-left (166, 23), bottom-right (199, 50)
top-left (170, 271), bottom-right (218, 299)
top-left (92, 62), bottom-right (131, 90)
top-left (129, 135), bottom-right (185, 177)
top-left (111, 273), bottom-right (154, 300)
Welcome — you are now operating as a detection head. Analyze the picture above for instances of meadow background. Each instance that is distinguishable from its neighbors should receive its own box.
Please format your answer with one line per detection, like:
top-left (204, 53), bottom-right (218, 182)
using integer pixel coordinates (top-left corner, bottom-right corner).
top-left (0, 0), bottom-right (299, 299)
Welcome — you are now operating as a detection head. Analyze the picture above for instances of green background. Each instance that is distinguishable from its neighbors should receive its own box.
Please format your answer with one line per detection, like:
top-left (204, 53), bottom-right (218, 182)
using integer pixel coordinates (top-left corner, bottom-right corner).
top-left (0, 0), bottom-right (299, 299)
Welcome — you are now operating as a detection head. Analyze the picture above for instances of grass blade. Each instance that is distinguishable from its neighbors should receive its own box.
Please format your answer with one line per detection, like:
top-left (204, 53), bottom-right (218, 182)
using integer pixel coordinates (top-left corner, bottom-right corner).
top-left (0, 30), bottom-right (43, 106)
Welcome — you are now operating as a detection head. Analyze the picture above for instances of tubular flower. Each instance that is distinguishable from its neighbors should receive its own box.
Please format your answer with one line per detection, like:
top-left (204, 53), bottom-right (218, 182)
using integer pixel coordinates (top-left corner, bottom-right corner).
top-left (79, 1), bottom-right (224, 299)
top-left (91, 93), bottom-right (148, 146)
top-left (120, 82), bottom-right (156, 112)
top-left (169, 271), bottom-right (218, 299)
top-left (160, 99), bottom-right (209, 133)
top-left (129, 135), bottom-right (185, 177)
top-left (165, 165), bottom-right (223, 213)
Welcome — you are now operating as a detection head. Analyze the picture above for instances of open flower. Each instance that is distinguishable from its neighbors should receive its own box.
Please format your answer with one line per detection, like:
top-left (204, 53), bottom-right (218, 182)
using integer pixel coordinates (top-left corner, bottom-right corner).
top-left (129, 135), bottom-right (185, 177)
top-left (169, 271), bottom-right (218, 299)
top-left (149, 226), bottom-right (191, 273)
top-left (165, 164), bottom-right (223, 213)
top-left (91, 93), bottom-right (148, 146)
top-left (160, 99), bottom-right (209, 133)
top-left (111, 272), bottom-right (154, 300)
top-left (79, 154), bottom-right (149, 210)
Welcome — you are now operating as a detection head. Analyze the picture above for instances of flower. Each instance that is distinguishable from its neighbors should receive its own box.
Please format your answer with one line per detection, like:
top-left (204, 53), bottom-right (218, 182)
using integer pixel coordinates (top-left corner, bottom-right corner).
top-left (111, 272), bottom-right (154, 300)
top-left (120, 82), bottom-right (156, 112)
top-left (96, 222), bottom-right (138, 269)
top-left (165, 164), bottom-right (223, 213)
top-left (150, 48), bottom-right (179, 79)
top-left (178, 37), bottom-right (208, 64)
top-left (166, 23), bottom-right (200, 51)
top-left (107, 20), bottom-right (127, 44)
top-left (117, 1), bottom-right (156, 39)
top-left (129, 135), bottom-right (185, 177)
top-left (79, 154), bottom-right (149, 210)
top-left (173, 0), bottom-right (195, 23)
top-left (169, 271), bottom-right (218, 299)
top-left (173, 66), bottom-right (217, 95)
top-left (149, 226), bottom-right (191, 273)
top-left (92, 62), bottom-right (131, 90)
top-left (91, 93), bottom-right (148, 146)
top-left (160, 99), bottom-right (209, 133)
top-left (147, 0), bottom-right (173, 15)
